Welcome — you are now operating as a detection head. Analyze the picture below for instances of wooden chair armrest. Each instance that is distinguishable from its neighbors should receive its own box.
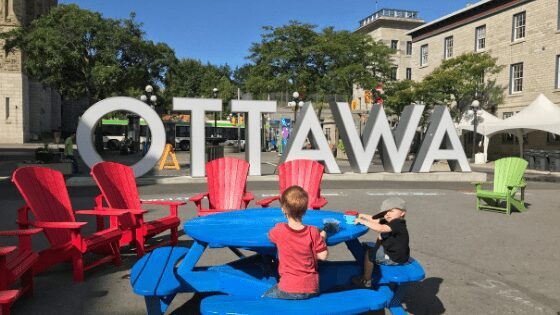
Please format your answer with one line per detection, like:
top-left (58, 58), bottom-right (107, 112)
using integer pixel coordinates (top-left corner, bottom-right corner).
top-left (507, 183), bottom-right (526, 189)
top-left (0, 290), bottom-right (19, 304)
top-left (255, 196), bottom-right (280, 207)
top-left (189, 192), bottom-right (209, 203)
top-left (141, 200), bottom-right (187, 206)
top-left (32, 221), bottom-right (87, 230)
top-left (0, 246), bottom-right (17, 256)
top-left (89, 207), bottom-right (147, 216)
top-left (0, 228), bottom-right (43, 237)
top-left (75, 209), bottom-right (128, 217)
top-left (242, 192), bottom-right (255, 201)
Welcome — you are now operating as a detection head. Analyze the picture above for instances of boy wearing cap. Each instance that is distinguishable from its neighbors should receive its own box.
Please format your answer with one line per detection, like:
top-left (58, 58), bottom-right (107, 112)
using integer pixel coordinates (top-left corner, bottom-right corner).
top-left (352, 197), bottom-right (410, 288)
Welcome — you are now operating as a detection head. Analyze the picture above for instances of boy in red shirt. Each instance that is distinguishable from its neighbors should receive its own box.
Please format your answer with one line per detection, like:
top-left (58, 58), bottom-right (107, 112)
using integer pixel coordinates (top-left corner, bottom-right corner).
top-left (263, 185), bottom-right (328, 299)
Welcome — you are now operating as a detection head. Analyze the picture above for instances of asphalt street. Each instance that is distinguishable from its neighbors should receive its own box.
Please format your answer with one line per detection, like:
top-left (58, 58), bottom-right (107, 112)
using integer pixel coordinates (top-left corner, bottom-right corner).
top-left (1, 178), bottom-right (559, 314)
top-left (1, 145), bottom-right (560, 314)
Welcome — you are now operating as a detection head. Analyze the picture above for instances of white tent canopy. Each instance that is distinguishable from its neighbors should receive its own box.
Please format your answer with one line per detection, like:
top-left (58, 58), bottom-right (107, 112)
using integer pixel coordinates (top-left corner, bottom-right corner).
top-left (456, 94), bottom-right (560, 161)
top-left (457, 108), bottom-right (503, 136)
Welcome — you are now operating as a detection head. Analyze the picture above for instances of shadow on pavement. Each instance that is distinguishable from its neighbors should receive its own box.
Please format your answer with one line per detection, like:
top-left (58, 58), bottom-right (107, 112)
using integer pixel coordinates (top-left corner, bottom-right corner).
top-left (404, 277), bottom-right (445, 315)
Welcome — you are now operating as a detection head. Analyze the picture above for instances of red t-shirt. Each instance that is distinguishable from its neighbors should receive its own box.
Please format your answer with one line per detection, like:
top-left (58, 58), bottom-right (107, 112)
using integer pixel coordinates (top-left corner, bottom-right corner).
top-left (268, 223), bottom-right (328, 293)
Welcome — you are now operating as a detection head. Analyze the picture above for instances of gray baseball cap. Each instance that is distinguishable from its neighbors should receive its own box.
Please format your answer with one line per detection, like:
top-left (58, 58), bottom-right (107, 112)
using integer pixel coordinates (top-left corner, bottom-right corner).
top-left (372, 197), bottom-right (407, 219)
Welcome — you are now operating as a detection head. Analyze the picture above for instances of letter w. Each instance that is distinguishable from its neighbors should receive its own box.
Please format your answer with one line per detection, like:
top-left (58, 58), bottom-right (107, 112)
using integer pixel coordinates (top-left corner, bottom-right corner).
top-left (330, 102), bottom-right (424, 173)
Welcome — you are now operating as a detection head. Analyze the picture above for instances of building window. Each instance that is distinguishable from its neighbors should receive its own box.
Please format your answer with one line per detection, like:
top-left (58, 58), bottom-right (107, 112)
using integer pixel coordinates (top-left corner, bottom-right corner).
top-left (444, 36), bottom-right (453, 59)
top-left (325, 128), bottom-right (331, 142)
top-left (406, 41), bottom-right (412, 55)
top-left (510, 63), bottom-right (523, 93)
top-left (4, 97), bottom-right (9, 120)
top-left (420, 44), bottom-right (428, 66)
top-left (391, 40), bottom-right (398, 50)
top-left (512, 12), bottom-right (526, 41)
top-left (390, 67), bottom-right (398, 80)
top-left (475, 25), bottom-right (486, 51)
top-left (406, 68), bottom-right (412, 80)
top-left (556, 55), bottom-right (560, 89)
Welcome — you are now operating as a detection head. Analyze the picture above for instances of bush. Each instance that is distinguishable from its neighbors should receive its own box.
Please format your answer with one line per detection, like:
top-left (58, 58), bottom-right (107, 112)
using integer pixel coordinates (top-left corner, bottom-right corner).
top-left (337, 139), bottom-right (345, 153)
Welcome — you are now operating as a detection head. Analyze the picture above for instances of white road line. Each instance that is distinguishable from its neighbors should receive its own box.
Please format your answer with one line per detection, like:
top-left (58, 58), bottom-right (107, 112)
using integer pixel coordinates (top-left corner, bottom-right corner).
top-left (366, 191), bottom-right (445, 196)
top-left (0, 176), bottom-right (9, 180)
top-left (322, 192), bottom-right (348, 197)
top-left (264, 162), bottom-right (278, 167)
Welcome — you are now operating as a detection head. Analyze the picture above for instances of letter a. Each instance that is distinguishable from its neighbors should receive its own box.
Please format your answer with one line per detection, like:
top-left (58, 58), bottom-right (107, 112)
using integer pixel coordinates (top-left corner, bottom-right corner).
top-left (411, 106), bottom-right (471, 172)
top-left (280, 103), bottom-right (340, 173)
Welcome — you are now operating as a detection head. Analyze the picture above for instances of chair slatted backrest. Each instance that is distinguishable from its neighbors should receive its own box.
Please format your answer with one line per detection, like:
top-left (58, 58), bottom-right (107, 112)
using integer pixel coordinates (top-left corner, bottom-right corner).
top-left (278, 159), bottom-right (324, 209)
top-left (493, 157), bottom-right (528, 194)
top-left (206, 157), bottom-right (250, 210)
top-left (12, 167), bottom-right (75, 247)
top-left (91, 162), bottom-right (142, 226)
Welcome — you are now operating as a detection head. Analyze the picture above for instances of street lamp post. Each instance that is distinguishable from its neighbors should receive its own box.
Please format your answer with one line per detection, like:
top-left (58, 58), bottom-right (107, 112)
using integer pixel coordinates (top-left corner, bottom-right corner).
top-left (213, 87), bottom-right (219, 138)
top-left (288, 91), bottom-right (305, 125)
top-left (471, 97), bottom-right (480, 160)
top-left (140, 85), bottom-right (157, 154)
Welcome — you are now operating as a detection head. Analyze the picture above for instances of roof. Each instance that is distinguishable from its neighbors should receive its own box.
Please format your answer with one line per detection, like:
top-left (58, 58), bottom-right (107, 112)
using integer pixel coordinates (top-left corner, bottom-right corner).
top-left (408, 0), bottom-right (493, 34)
top-left (408, 0), bottom-right (533, 41)
top-left (457, 94), bottom-right (560, 136)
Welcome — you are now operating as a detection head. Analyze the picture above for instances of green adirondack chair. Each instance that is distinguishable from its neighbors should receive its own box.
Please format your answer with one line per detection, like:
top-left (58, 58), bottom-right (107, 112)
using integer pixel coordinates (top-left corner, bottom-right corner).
top-left (474, 157), bottom-right (528, 215)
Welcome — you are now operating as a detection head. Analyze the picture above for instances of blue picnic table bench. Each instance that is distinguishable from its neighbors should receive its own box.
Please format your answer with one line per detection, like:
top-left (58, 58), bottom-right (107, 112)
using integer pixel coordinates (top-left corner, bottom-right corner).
top-left (130, 208), bottom-right (425, 315)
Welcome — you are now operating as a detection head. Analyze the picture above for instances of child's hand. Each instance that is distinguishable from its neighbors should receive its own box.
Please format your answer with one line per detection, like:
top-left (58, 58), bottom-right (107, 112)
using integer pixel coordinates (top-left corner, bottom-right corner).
top-left (358, 213), bottom-right (371, 221)
top-left (320, 230), bottom-right (327, 239)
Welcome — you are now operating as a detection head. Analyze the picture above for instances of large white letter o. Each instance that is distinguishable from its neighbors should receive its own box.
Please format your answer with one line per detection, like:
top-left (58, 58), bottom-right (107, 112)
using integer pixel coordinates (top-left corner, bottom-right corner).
top-left (76, 97), bottom-right (166, 177)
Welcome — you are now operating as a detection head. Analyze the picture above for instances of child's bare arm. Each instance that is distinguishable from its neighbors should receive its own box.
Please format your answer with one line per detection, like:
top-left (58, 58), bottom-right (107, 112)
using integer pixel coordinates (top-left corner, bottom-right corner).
top-left (316, 249), bottom-right (328, 261)
top-left (355, 217), bottom-right (392, 233)
top-left (317, 230), bottom-right (328, 260)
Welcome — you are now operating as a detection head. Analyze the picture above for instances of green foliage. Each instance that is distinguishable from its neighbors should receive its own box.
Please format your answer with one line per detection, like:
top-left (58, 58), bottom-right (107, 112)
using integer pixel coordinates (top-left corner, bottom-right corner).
top-left (1, 4), bottom-right (176, 102)
top-left (415, 52), bottom-right (505, 120)
top-left (164, 59), bottom-right (237, 115)
top-left (242, 21), bottom-right (393, 102)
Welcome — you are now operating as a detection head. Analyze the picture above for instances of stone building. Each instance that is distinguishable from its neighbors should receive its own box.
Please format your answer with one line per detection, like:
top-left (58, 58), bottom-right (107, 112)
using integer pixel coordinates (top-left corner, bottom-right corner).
top-left (408, 0), bottom-right (560, 158)
top-left (353, 8), bottom-right (425, 109)
top-left (0, 0), bottom-right (60, 143)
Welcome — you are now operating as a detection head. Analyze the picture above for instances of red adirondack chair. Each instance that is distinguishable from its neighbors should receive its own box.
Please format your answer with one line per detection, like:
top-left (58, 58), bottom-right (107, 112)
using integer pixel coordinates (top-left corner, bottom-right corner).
top-left (0, 227), bottom-right (42, 314)
top-left (0, 290), bottom-right (19, 315)
top-left (12, 167), bottom-right (124, 282)
top-left (256, 159), bottom-right (328, 209)
top-left (92, 162), bottom-right (186, 257)
top-left (189, 157), bottom-right (254, 216)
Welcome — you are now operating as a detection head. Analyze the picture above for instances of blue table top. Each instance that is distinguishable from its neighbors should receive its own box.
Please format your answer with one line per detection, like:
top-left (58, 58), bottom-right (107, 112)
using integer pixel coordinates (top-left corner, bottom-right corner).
top-left (183, 208), bottom-right (368, 248)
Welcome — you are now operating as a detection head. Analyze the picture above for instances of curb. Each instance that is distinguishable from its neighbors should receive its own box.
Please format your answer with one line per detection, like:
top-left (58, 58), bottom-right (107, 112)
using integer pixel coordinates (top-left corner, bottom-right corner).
top-left (64, 171), bottom-right (488, 187)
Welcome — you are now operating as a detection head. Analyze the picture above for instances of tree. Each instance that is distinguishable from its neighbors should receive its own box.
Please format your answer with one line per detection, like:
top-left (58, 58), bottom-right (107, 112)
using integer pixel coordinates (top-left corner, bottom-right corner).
top-left (243, 21), bottom-right (393, 103)
top-left (165, 59), bottom-right (237, 116)
top-left (414, 52), bottom-right (505, 120)
top-left (1, 4), bottom-right (176, 103)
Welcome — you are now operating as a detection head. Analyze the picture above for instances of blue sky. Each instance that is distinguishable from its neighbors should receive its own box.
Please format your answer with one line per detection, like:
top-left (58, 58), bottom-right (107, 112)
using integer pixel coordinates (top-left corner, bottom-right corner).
top-left (59, 0), bottom-right (475, 68)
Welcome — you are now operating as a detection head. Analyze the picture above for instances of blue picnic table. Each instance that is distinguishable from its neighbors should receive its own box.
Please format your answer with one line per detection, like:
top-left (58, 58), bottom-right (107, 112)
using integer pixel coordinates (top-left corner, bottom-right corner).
top-left (131, 208), bottom-right (424, 315)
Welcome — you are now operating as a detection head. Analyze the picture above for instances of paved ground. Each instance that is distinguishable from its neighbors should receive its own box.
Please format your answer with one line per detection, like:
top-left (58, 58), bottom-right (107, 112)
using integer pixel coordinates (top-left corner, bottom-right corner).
top-left (1, 144), bottom-right (560, 314)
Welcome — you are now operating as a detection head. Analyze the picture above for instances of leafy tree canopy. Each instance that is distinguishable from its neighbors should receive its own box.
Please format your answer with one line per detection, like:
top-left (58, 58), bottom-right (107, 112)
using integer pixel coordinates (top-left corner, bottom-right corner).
top-left (242, 21), bottom-right (393, 102)
top-left (415, 52), bottom-right (504, 120)
top-left (1, 4), bottom-right (176, 102)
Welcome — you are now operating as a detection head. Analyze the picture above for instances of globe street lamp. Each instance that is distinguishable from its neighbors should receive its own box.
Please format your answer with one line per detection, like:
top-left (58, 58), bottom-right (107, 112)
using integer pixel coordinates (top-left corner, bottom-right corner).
top-left (288, 91), bottom-right (305, 124)
top-left (212, 87), bottom-right (219, 138)
top-left (140, 85), bottom-right (157, 154)
top-left (471, 97), bottom-right (480, 159)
